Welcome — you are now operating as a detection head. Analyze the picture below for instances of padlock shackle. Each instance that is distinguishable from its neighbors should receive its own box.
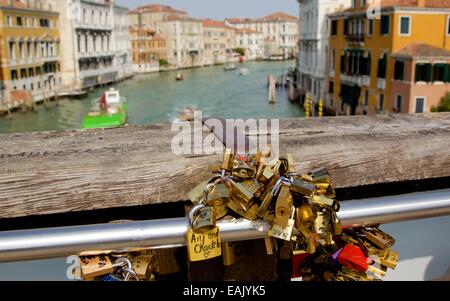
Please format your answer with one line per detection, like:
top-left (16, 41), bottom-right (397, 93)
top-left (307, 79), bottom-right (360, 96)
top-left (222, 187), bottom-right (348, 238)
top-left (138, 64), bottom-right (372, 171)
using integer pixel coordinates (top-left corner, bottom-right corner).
top-left (188, 204), bottom-right (206, 227)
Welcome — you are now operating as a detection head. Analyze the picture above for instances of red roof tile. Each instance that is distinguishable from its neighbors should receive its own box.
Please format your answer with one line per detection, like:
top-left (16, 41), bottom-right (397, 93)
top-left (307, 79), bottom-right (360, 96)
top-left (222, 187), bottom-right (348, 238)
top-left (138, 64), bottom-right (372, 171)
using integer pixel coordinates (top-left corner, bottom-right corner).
top-left (235, 28), bottom-right (262, 35)
top-left (0, 0), bottom-right (29, 9)
top-left (341, 0), bottom-right (450, 13)
top-left (202, 19), bottom-right (234, 30)
top-left (226, 12), bottom-right (298, 24)
top-left (393, 43), bottom-right (450, 58)
top-left (129, 26), bottom-right (156, 34)
top-left (130, 4), bottom-right (187, 15)
top-left (256, 12), bottom-right (298, 22)
top-left (166, 14), bottom-right (201, 23)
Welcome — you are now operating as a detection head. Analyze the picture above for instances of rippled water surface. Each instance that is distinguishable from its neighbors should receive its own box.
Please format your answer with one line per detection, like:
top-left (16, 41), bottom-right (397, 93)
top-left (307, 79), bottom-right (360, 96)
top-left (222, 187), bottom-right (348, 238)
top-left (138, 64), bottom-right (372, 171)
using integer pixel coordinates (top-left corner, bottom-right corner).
top-left (0, 61), bottom-right (303, 134)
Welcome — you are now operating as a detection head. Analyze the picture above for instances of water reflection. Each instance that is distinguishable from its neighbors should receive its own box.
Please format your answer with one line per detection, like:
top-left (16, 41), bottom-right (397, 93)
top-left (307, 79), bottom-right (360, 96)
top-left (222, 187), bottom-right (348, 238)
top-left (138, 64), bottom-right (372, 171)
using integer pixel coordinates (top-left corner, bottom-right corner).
top-left (0, 61), bottom-right (303, 134)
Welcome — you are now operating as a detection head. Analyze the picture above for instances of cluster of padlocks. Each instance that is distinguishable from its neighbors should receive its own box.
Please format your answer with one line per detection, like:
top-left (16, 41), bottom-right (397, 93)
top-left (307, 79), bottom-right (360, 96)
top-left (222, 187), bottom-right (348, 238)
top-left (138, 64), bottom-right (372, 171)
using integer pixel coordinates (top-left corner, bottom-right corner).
top-left (72, 147), bottom-right (398, 281)
top-left (75, 250), bottom-right (158, 281)
top-left (186, 148), bottom-right (399, 281)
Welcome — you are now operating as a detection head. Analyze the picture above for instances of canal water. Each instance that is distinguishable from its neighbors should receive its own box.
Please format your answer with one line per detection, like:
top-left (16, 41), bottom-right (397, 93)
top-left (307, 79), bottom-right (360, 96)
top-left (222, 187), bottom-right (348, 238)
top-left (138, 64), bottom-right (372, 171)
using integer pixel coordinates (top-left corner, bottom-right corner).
top-left (0, 61), bottom-right (303, 134)
top-left (1, 60), bottom-right (449, 281)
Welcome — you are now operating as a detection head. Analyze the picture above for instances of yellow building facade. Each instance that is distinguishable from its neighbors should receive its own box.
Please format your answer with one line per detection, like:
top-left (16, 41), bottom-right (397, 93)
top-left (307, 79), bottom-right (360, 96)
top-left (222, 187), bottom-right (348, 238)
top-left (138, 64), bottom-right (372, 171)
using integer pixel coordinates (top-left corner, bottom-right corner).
top-left (327, 0), bottom-right (450, 115)
top-left (0, 0), bottom-right (60, 108)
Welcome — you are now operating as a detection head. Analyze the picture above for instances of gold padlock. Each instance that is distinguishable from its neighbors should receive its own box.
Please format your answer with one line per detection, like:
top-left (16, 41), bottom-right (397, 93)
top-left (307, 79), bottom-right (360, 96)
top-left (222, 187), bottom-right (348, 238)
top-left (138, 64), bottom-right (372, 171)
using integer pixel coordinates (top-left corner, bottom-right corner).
top-left (286, 153), bottom-right (296, 175)
top-left (257, 188), bottom-right (274, 218)
top-left (186, 205), bottom-right (222, 262)
top-left (243, 204), bottom-right (259, 221)
top-left (232, 163), bottom-right (256, 179)
top-left (127, 252), bottom-right (157, 280)
top-left (274, 186), bottom-right (293, 228)
top-left (310, 195), bottom-right (340, 212)
top-left (269, 206), bottom-right (296, 241)
top-left (222, 242), bottom-right (243, 266)
top-left (227, 197), bottom-right (253, 218)
top-left (261, 159), bottom-right (281, 182)
top-left (188, 180), bottom-right (209, 204)
top-left (213, 200), bottom-right (229, 220)
top-left (313, 210), bottom-right (331, 237)
top-left (79, 255), bottom-right (114, 279)
top-left (368, 249), bottom-right (399, 270)
top-left (264, 237), bottom-right (276, 255)
top-left (206, 183), bottom-right (229, 204)
top-left (331, 212), bottom-right (343, 236)
top-left (309, 167), bottom-right (330, 182)
top-left (192, 206), bottom-right (216, 231)
top-left (364, 227), bottom-right (395, 250)
top-left (232, 179), bottom-right (261, 203)
top-left (221, 148), bottom-right (234, 171)
top-left (289, 179), bottom-right (316, 196)
top-left (296, 205), bottom-right (317, 229)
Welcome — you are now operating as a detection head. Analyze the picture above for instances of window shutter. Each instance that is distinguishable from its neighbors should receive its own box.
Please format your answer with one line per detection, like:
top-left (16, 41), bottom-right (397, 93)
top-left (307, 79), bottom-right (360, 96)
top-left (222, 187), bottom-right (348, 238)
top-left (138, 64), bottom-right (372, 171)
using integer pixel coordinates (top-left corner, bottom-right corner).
top-left (444, 64), bottom-right (450, 83)
top-left (359, 56), bottom-right (366, 75)
top-left (425, 63), bottom-right (432, 82)
top-left (415, 64), bottom-right (421, 82)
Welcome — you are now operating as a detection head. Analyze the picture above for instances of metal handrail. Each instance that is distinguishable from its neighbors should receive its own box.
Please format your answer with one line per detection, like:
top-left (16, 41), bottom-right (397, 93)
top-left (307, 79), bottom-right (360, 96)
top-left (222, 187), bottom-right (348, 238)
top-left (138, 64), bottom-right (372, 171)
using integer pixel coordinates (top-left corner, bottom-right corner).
top-left (0, 189), bottom-right (449, 263)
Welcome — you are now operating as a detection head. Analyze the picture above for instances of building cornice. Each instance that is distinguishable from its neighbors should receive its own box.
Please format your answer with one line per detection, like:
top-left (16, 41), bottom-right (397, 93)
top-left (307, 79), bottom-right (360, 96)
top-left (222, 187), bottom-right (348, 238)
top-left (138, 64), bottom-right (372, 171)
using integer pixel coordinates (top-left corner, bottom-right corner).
top-left (0, 6), bottom-right (59, 16)
top-left (329, 6), bottom-right (450, 19)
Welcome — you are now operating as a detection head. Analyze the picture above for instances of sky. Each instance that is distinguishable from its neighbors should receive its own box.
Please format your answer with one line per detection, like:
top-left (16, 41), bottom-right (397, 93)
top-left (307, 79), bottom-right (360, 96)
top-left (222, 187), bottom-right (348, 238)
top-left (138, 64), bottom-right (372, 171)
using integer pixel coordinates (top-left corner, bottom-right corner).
top-left (116, 0), bottom-right (299, 20)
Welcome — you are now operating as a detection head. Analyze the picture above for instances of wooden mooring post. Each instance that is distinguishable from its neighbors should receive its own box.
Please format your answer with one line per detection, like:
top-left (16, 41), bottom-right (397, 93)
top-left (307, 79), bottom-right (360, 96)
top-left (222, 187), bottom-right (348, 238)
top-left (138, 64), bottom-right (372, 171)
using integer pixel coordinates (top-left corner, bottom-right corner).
top-left (1, 113), bottom-right (450, 280)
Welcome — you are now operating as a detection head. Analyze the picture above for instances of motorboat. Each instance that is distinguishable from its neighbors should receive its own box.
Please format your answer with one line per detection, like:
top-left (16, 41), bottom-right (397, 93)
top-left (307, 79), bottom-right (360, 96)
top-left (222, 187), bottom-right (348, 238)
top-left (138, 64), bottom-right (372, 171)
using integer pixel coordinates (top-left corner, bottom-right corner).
top-left (176, 73), bottom-right (184, 81)
top-left (238, 68), bottom-right (250, 76)
top-left (178, 107), bottom-right (198, 122)
top-left (224, 64), bottom-right (237, 71)
top-left (82, 88), bottom-right (127, 129)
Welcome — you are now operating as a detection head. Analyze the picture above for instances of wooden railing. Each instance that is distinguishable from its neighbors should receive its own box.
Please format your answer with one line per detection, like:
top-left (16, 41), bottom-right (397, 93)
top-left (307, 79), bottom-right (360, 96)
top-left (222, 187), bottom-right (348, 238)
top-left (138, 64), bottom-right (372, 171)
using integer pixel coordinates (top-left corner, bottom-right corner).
top-left (0, 113), bottom-right (449, 220)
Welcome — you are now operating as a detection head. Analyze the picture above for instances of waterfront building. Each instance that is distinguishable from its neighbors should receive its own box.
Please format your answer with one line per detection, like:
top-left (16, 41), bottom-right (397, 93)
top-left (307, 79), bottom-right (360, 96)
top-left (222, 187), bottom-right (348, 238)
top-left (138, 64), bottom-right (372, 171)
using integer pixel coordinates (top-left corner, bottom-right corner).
top-left (113, 5), bottom-right (133, 81)
top-left (128, 4), bottom-right (187, 34)
top-left (0, 0), bottom-right (61, 108)
top-left (48, 0), bottom-right (132, 92)
top-left (235, 29), bottom-right (265, 61)
top-left (202, 19), bottom-right (236, 66)
top-left (164, 15), bottom-right (204, 68)
top-left (297, 0), bottom-right (351, 105)
top-left (225, 12), bottom-right (299, 60)
top-left (327, 0), bottom-right (450, 115)
top-left (128, 4), bottom-right (202, 69)
top-left (129, 26), bottom-right (166, 73)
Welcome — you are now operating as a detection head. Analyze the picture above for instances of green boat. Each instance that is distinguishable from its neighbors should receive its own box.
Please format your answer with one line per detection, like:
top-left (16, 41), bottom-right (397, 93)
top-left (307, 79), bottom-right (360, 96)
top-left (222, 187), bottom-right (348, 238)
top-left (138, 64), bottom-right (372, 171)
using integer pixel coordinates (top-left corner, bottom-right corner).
top-left (82, 88), bottom-right (128, 129)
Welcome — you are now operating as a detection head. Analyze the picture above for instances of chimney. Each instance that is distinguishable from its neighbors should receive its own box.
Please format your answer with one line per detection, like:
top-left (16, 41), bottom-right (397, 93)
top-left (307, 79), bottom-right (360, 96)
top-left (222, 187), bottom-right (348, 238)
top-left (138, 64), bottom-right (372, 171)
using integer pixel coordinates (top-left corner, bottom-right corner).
top-left (418, 0), bottom-right (426, 7)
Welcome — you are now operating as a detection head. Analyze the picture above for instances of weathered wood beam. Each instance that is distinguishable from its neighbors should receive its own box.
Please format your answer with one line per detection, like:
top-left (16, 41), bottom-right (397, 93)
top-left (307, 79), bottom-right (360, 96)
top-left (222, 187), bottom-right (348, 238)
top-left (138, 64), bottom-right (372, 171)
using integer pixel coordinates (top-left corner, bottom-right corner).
top-left (0, 113), bottom-right (449, 220)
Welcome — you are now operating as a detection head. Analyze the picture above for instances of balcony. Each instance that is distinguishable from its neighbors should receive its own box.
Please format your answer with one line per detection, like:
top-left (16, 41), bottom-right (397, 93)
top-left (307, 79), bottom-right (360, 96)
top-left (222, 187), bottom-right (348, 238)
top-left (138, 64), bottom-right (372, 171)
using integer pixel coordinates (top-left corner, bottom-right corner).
top-left (41, 56), bottom-right (60, 63)
top-left (78, 51), bottom-right (115, 59)
top-left (79, 66), bottom-right (118, 79)
top-left (340, 73), bottom-right (370, 87)
top-left (377, 78), bottom-right (386, 90)
top-left (329, 69), bottom-right (335, 77)
top-left (75, 22), bottom-right (113, 32)
top-left (345, 34), bottom-right (365, 46)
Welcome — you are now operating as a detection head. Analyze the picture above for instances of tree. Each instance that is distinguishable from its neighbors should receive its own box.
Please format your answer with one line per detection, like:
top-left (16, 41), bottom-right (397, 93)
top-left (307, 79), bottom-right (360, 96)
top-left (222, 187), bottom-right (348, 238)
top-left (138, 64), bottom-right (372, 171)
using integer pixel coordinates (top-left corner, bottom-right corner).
top-left (159, 59), bottom-right (169, 66)
top-left (431, 92), bottom-right (450, 112)
top-left (234, 48), bottom-right (245, 56)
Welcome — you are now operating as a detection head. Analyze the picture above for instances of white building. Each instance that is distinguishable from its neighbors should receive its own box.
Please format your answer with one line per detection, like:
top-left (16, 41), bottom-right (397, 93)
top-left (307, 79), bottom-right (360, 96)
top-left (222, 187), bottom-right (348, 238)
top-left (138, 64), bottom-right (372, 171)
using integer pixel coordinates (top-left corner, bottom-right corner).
top-left (225, 12), bottom-right (299, 60)
top-left (48, 0), bottom-right (132, 92)
top-left (164, 15), bottom-right (204, 69)
top-left (235, 29), bottom-right (265, 61)
top-left (297, 0), bottom-right (351, 103)
top-left (113, 5), bottom-right (133, 81)
top-left (202, 19), bottom-right (236, 66)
